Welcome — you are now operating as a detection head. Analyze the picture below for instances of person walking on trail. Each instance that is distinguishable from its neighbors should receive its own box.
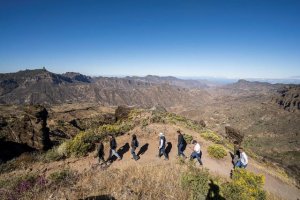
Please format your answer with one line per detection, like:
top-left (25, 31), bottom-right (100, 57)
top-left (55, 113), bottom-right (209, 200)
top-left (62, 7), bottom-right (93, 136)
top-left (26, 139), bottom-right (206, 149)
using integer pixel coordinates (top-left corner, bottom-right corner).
top-left (131, 134), bottom-right (140, 161)
top-left (232, 140), bottom-right (240, 165)
top-left (235, 147), bottom-right (248, 168)
top-left (108, 135), bottom-right (121, 162)
top-left (190, 140), bottom-right (203, 165)
top-left (177, 130), bottom-right (186, 158)
top-left (96, 141), bottom-right (105, 164)
top-left (158, 132), bottom-right (168, 160)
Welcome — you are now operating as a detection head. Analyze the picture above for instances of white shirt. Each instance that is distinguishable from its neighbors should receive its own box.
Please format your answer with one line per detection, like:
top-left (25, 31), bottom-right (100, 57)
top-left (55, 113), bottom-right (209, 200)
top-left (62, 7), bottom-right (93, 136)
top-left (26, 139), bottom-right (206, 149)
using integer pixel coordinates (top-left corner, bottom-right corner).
top-left (240, 152), bottom-right (248, 165)
top-left (159, 138), bottom-right (164, 149)
top-left (194, 143), bottom-right (201, 153)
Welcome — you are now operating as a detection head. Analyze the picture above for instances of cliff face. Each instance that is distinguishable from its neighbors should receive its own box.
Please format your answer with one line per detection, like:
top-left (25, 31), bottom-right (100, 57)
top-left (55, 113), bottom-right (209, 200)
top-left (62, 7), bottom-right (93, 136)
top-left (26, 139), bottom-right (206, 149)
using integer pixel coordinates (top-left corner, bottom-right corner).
top-left (274, 85), bottom-right (300, 112)
top-left (0, 105), bottom-right (51, 152)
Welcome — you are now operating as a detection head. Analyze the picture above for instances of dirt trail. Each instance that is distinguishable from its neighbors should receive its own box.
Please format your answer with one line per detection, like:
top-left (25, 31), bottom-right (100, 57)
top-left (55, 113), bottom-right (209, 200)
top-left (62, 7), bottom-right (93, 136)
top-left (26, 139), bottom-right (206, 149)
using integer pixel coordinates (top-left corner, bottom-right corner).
top-left (5, 124), bottom-right (299, 200)
top-left (102, 124), bottom-right (300, 200)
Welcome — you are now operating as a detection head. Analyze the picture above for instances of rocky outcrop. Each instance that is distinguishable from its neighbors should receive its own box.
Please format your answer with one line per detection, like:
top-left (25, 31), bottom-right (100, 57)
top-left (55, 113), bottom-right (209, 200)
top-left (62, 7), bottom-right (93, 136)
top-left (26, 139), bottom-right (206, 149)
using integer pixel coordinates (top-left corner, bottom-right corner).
top-left (115, 106), bottom-right (134, 120)
top-left (150, 104), bottom-right (167, 113)
top-left (275, 85), bottom-right (300, 112)
top-left (224, 126), bottom-right (244, 144)
top-left (0, 105), bottom-right (51, 151)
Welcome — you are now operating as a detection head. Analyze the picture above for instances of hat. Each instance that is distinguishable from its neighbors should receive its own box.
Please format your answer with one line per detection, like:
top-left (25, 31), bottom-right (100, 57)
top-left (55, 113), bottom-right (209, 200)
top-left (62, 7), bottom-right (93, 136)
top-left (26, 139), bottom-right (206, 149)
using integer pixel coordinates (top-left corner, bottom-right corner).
top-left (159, 132), bottom-right (164, 137)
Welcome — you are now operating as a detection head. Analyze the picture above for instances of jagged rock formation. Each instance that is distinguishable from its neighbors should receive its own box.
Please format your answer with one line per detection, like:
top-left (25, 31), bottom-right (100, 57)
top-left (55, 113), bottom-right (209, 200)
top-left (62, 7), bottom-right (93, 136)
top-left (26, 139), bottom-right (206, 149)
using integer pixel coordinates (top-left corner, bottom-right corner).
top-left (0, 105), bottom-right (51, 150)
top-left (115, 105), bottom-right (135, 120)
top-left (0, 69), bottom-right (210, 107)
top-left (225, 126), bottom-right (244, 144)
top-left (47, 104), bottom-right (116, 140)
top-left (274, 85), bottom-right (300, 112)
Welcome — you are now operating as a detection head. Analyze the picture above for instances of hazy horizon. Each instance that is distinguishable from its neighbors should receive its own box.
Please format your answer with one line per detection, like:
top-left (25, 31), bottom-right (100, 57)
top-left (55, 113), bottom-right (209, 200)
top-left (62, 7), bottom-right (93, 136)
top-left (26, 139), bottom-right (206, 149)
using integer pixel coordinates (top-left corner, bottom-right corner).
top-left (1, 1), bottom-right (300, 79)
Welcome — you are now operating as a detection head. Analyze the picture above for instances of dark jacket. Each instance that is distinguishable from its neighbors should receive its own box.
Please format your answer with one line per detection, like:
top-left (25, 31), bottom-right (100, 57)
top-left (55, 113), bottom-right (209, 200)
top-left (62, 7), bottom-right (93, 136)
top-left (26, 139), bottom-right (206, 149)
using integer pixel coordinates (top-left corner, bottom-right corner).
top-left (110, 138), bottom-right (117, 149)
top-left (97, 143), bottom-right (104, 157)
top-left (178, 134), bottom-right (184, 146)
top-left (131, 139), bottom-right (138, 148)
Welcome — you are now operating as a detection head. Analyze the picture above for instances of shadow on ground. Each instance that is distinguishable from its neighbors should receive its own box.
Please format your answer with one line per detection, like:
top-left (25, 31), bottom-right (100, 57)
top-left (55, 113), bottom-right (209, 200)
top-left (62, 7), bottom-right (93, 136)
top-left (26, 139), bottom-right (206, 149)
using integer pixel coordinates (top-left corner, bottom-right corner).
top-left (80, 194), bottom-right (116, 200)
top-left (137, 143), bottom-right (149, 157)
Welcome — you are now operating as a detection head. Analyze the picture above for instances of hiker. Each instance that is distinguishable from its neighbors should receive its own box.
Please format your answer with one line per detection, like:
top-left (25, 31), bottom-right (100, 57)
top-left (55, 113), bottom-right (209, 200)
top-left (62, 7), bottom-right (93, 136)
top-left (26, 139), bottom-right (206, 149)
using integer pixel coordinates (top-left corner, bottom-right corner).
top-left (158, 132), bottom-right (168, 160)
top-left (96, 140), bottom-right (105, 164)
top-left (177, 130), bottom-right (186, 158)
top-left (108, 135), bottom-right (121, 161)
top-left (131, 134), bottom-right (140, 161)
top-left (190, 140), bottom-right (203, 165)
top-left (232, 140), bottom-right (240, 165)
top-left (235, 147), bottom-right (248, 168)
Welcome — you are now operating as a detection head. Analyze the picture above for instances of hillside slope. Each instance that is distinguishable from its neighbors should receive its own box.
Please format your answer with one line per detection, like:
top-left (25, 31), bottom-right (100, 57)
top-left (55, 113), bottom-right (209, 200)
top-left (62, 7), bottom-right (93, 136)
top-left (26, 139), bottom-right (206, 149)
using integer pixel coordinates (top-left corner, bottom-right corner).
top-left (0, 108), bottom-right (299, 200)
top-left (0, 69), bottom-right (210, 107)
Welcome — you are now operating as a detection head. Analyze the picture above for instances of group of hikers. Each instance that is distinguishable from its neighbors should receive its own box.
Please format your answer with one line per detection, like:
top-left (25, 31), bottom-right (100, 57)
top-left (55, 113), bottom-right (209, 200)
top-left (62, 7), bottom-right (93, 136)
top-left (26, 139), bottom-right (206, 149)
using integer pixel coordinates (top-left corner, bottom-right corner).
top-left (96, 130), bottom-right (248, 170)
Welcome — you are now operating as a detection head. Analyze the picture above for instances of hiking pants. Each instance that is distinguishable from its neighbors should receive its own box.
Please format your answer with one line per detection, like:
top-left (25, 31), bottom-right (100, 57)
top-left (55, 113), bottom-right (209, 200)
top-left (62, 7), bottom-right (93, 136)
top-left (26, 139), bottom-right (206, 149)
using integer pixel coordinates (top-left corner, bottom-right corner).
top-left (190, 151), bottom-right (203, 165)
top-left (178, 143), bottom-right (186, 157)
top-left (159, 147), bottom-right (168, 159)
top-left (235, 160), bottom-right (247, 168)
top-left (131, 147), bottom-right (139, 160)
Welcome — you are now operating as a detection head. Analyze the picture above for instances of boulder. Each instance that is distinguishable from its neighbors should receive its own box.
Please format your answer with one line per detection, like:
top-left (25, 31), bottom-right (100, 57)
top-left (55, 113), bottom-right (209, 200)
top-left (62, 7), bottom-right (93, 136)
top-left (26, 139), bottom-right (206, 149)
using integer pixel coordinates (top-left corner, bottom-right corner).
top-left (115, 106), bottom-right (134, 120)
top-left (150, 104), bottom-right (167, 113)
top-left (225, 126), bottom-right (244, 144)
top-left (196, 119), bottom-right (206, 127)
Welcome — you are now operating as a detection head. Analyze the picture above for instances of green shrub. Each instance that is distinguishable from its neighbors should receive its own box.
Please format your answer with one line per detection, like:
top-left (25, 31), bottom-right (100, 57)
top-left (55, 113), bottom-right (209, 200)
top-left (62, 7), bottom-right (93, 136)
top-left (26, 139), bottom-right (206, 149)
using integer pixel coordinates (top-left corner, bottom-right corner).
top-left (181, 167), bottom-right (210, 200)
top-left (141, 118), bottom-right (149, 128)
top-left (183, 134), bottom-right (193, 144)
top-left (128, 109), bottom-right (143, 120)
top-left (49, 169), bottom-right (77, 185)
top-left (65, 131), bottom-right (97, 157)
top-left (201, 131), bottom-right (222, 143)
top-left (43, 148), bottom-right (65, 162)
top-left (98, 122), bottom-right (133, 135)
top-left (222, 168), bottom-right (266, 200)
top-left (207, 144), bottom-right (227, 159)
top-left (150, 113), bottom-right (166, 123)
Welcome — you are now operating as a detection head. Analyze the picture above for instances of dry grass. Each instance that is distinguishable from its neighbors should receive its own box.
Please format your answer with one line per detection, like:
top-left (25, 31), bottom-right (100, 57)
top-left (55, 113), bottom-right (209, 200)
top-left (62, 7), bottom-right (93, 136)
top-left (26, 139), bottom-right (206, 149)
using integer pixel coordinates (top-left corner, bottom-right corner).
top-left (76, 163), bottom-right (189, 200)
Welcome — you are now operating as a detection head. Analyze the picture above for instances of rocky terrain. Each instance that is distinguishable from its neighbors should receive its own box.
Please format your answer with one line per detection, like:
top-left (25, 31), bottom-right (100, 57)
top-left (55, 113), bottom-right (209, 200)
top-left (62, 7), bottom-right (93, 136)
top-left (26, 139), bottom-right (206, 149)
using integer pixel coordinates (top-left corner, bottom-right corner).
top-left (170, 80), bottom-right (300, 185)
top-left (0, 106), bottom-right (299, 200)
top-left (0, 69), bottom-right (210, 107)
top-left (0, 69), bottom-right (300, 198)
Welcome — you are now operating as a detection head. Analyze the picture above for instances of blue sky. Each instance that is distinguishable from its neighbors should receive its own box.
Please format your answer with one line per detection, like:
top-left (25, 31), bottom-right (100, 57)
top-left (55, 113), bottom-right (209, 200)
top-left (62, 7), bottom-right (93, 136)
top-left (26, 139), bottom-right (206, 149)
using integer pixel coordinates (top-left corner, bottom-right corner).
top-left (0, 0), bottom-right (299, 78)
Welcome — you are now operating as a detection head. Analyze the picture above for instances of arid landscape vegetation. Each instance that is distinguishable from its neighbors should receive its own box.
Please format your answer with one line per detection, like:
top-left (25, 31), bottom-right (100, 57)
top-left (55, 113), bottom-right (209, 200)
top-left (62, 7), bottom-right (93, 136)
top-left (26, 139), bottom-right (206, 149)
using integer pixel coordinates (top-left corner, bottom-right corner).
top-left (1, 0), bottom-right (300, 199)
top-left (0, 69), bottom-right (299, 200)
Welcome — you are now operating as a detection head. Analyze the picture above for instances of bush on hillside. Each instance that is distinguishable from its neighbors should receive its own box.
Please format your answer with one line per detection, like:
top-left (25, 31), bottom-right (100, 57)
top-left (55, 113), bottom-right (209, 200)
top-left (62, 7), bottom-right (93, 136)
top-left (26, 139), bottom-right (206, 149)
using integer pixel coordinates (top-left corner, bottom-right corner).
top-left (98, 122), bottom-right (133, 135)
top-left (0, 173), bottom-right (47, 199)
top-left (207, 144), bottom-right (227, 159)
top-left (222, 168), bottom-right (266, 200)
top-left (181, 167), bottom-right (210, 200)
top-left (65, 131), bottom-right (98, 157)
top-left (49, 169), bottom-right (77, 186)
top-left (43, 148), bottom-right (65, 162)
top-left (183, 134), bottom-right (193, 144)
top-left (201, 131), bottom-right (222, 143)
